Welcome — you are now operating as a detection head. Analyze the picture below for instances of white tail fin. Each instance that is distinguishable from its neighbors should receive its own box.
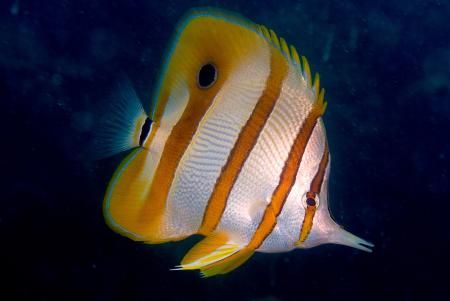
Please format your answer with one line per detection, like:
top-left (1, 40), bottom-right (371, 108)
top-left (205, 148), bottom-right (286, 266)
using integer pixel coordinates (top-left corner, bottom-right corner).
top-left (92, 78), bottom-right (150, 159)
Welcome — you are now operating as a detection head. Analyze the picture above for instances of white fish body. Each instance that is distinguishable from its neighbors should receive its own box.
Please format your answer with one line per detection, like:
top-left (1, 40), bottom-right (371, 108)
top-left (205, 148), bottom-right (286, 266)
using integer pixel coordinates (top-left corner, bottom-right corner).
top-left (98, 8), bottom-right (373, 277)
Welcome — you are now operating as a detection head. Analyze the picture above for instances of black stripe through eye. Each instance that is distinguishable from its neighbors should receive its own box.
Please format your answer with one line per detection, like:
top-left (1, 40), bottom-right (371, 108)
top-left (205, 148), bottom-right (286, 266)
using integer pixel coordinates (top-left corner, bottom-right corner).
top-left (139, 117), bottom-right (152, 146)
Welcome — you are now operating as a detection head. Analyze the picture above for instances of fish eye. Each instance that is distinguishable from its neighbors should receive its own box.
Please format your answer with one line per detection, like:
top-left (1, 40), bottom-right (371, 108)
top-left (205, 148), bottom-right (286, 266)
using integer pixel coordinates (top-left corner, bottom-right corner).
top-left (302, 192), bottom-right (320, 209)
top-left (197, 63), bottom-right (217, 89)
top-left (306, 198), bottom-right (316, 206)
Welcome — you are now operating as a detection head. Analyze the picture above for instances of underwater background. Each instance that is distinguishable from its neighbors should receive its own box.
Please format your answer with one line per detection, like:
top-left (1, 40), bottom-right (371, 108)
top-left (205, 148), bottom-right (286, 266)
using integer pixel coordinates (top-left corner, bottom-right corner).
top-left (2, 0), bottom-right (450, 300)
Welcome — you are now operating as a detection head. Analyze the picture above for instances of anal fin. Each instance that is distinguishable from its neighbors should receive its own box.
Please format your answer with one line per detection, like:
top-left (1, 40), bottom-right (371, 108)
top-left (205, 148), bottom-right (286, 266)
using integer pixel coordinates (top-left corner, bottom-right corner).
top-left (173, 232), bottom-right (254, 277)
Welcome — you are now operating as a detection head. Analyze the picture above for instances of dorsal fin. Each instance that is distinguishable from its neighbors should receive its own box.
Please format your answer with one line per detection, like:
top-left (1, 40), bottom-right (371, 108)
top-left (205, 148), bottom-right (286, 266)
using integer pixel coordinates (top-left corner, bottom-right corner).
top-left (256, 24), bottom-right (325, 103)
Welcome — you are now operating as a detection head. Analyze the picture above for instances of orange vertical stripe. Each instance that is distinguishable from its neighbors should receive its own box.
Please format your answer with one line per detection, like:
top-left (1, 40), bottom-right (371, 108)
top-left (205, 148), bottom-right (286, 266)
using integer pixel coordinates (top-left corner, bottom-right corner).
top-left (297, 142), bottom-right (329, 244)
top-left (248, 91), bottom-right (327, 249)
top-left (131, 18), bottom-right (269, 242)
top-left (200, 104), bottom-right (327, 273)
top-left (309, 142), bottom-right (329, 195)
top-left (297, 205), bottom-right (316, 244)
top-left (138, 85), bottom-right (227, 242)
top-left (198, 49), bottom-right (289, 235)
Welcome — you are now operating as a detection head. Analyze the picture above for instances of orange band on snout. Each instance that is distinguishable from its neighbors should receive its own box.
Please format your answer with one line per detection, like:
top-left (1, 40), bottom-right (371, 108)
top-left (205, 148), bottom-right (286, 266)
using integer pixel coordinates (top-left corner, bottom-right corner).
top-left (296, 203), bottom-right (317, 245)
top-left (296, 142), bottom-right (329, 246)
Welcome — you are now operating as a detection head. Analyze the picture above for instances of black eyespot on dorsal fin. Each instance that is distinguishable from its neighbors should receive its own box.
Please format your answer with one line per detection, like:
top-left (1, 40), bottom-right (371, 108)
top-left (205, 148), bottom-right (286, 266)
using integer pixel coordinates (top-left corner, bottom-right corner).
top-left (198, 63), bottom-right (218, 89)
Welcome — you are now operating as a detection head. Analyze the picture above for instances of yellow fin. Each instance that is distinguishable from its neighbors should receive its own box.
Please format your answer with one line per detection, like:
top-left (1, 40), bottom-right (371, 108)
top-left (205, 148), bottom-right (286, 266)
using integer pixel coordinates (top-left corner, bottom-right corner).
top-left (317, 88), bottom-right (327, 115)
top-left (180, 232), bottom-right (230, 266)
top-left (174, 233), bottom-right (253, 277)
top-left (269, 29), bottom-right (280, 48)
top-left (200, 249), bottom-right (254, 277)
top-left (290, 45), bottom-right (301, 66)
top-left (103, 148), bottom-right (169, 243)
top-left (259, 25), bottom-right (271, 40)
top-left (279, 37), bottom-right (290, 56)
top-left (256, 23), bottom-right (322, 95)
top-left (302, 56), bottom-right (312, 88)
top-left (314, 73), bottom-right (320, 100)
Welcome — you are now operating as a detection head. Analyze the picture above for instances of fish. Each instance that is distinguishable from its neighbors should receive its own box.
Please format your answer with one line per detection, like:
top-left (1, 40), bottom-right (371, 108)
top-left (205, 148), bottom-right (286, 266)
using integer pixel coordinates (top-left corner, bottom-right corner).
top-left (97, 8), bottom-right (374, 277)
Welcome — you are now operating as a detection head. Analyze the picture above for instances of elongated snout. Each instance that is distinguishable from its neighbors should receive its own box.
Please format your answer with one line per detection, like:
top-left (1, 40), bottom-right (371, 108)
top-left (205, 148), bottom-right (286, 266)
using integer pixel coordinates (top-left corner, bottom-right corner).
top-left (327, 227), bottom-right (374, 252)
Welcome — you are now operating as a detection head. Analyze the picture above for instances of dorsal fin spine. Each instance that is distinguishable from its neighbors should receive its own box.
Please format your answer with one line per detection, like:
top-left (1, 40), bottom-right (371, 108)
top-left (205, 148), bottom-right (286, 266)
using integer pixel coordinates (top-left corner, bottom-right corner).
top-left (314, 73), bottom-right (320, 100)
top-left (289, 45), bottom-right (302, 75)
top-left (301, 56), bottom-right (312, 88)
top-left (290, 45), bottom-right (300, 64)
top-left (319, 88), bottom-right (327, 114)
top-left (260, 25), bottom-right (271, 40)
top-left (257, 24), bottom-right (324, 101)
top-left (269, 29), bottom-right (280, 49)
top-left (279, 37), bottom-right (290, 57)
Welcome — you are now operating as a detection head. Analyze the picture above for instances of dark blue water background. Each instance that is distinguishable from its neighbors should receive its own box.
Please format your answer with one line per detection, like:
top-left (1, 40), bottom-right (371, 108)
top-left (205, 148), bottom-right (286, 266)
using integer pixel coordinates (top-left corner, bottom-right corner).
top-left (2, 0), bottom-right (449, 300)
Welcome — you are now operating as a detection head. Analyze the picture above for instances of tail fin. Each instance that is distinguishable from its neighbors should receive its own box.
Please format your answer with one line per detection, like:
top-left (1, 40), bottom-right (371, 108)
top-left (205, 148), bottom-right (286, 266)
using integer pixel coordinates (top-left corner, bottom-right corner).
top-left (92, 78), bottom-right (151, 159)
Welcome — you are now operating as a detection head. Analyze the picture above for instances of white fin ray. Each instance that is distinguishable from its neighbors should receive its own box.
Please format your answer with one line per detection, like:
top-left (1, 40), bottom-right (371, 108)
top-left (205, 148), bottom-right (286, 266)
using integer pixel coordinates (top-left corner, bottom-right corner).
top-left (92, 77), bottom-right (149, 159)
top-left (171, 243), bottom-right (240, 271)
top-left (256, 24), bottom-right (324, 103)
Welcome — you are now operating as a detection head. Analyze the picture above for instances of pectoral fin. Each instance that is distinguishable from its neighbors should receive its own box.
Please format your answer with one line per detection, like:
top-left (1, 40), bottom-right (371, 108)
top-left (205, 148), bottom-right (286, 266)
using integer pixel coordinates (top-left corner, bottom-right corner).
top-left (173, 232), bottom-right (254, 277)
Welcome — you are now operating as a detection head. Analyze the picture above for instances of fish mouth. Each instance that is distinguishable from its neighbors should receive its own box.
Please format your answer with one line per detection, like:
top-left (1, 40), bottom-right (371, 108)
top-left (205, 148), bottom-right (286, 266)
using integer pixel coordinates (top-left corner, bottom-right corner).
top-left (330, 227), bottom-right (374, 253)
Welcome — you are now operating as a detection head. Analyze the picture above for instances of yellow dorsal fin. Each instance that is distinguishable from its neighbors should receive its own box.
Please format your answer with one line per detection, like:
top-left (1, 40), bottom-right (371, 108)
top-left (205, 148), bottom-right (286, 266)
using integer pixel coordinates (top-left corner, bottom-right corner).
top-left (259, 24), bottom-right (271, 40)
top-left (314, 73), bottom-right (320, 100)
top-left (269, 29), bottom-right (280, 48)
top-left (318, 88), bottom-right (327, 115)
top-left (279, 37), bottom-right (290, 56)
top-left (256, 24), bottom-right (322, 94)
top-left (302, 56), bottom-right (312, 88)
top-left (173, 232), bottom-right (254, 277)
top-left (290, 45), bottom-right (301, 66)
